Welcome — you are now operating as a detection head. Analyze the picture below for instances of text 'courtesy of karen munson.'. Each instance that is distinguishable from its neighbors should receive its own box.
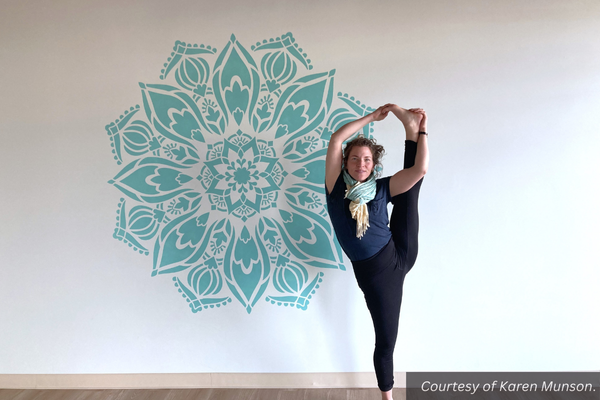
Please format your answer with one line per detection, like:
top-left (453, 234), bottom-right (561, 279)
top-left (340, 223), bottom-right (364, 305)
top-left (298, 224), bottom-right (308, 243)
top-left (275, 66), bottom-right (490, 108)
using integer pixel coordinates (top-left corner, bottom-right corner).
top-left (419, 380), bottom-right (596, 395)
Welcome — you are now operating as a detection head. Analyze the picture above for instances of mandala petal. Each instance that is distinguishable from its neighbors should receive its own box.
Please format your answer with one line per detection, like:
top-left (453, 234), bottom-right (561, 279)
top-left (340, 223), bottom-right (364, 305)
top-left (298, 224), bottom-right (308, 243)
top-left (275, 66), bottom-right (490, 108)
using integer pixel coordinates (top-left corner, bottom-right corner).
top-left (252, 32), bottom-right (312, 71)
top-left (173, 276), bottom-right (231, 313)
top-left (284, 183), bottom-right (325, 214)
top-left (164, 143), bottom-right (200, 164)
top-left (291, 159), bottom-right (325, 184)
top-left (213, 34), bottom-right (261, 127)
top-left (152, 210), bottom-right (216, 276)
top-left (283, 184), bottom-right (344, 272)
top-left (223, 226), bottom-right (271, 313)
top-left (266, 270), bottom-right (323, 311)
top-left (273, 256), bottom-right (307, 293)
top-left (122, 120), bottom-right (162, 158)
top-left (139, 83), bottom-right (209, 147)
top-left (162, 40), bottom-right (217, 80)
top-left (271, 209), bottom-right (345, 270)
top-left (269, 69), bottom-right (335, 144)
top-left (281, 134), bottom-right (322, 161)
top-left (128, 205), bottom-right (164, 240)
top-left (113, 199), bottom-right (150, 255)
top-left (252, 94), bottom-right (275, 133)
top-left (175, 57), bottom-right (211, 93)
top-left (261, 51), bottom-right (297, 89)
top-left (188, 257), bottom-right (223, 296)
top-left (105, 105), bottom-right (142, 165)
top-left (109, 157), bottom-right (194, 203)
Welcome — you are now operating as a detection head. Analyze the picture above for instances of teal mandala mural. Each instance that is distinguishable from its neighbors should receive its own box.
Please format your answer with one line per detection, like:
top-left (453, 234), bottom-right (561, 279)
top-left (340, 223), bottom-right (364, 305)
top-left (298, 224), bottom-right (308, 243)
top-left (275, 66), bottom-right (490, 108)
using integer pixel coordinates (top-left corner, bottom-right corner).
top-left (106, 33), bottom-right (376, 314)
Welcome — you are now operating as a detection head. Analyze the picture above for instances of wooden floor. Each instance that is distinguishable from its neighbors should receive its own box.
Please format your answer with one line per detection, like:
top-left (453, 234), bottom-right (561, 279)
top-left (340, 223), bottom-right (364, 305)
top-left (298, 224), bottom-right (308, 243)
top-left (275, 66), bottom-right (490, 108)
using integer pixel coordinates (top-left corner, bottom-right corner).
top-left (1, 388), bottom-right (591, 400)
top-left (0, 388), bottom-right (404, 400)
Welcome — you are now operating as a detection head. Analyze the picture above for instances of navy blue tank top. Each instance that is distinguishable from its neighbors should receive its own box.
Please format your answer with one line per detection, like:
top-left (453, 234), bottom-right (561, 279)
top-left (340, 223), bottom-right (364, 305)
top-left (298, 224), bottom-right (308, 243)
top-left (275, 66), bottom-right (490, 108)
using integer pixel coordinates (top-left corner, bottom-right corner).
top-left (326, 172), bottom-right (392, 261)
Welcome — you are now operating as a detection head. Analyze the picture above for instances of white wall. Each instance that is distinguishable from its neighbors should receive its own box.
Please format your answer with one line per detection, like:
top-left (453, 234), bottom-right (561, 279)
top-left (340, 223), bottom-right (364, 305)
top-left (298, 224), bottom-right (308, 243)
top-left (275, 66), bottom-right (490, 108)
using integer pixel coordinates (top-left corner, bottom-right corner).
top-left (1, 0), bottom-right (599, 375)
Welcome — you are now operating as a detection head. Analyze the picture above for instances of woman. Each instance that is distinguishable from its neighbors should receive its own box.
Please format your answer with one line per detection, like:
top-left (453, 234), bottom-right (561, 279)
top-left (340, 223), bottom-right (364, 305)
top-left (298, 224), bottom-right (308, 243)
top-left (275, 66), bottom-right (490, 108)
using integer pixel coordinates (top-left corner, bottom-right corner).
top-left (324, 104), bottom-right (429, 400)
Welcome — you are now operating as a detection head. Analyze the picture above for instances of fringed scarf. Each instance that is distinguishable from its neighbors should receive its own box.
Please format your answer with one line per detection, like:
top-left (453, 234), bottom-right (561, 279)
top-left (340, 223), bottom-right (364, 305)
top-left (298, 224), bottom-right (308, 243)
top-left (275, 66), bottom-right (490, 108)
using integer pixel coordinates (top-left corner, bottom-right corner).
top-left (343, 169), bottom-right (377, 239)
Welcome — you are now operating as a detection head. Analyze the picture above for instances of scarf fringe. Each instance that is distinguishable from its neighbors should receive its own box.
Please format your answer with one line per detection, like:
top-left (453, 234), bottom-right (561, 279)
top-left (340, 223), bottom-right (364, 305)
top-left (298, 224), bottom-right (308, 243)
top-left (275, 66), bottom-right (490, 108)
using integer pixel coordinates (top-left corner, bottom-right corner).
top-left (349, 201), bottom-right (370, 239)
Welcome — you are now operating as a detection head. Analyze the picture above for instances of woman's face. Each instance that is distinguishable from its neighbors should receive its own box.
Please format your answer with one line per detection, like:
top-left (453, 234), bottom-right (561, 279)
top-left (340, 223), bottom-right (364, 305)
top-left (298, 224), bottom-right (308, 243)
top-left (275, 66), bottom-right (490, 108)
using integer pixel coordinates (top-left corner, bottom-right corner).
top-left (346, 146), bottom-right (374, 182)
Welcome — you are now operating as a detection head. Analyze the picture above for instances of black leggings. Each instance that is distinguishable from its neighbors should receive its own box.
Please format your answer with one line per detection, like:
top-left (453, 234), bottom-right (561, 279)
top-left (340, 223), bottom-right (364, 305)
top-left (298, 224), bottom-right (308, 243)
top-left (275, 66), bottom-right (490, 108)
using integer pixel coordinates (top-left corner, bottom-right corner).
top-left (351, 140), bottom-right (422, 392)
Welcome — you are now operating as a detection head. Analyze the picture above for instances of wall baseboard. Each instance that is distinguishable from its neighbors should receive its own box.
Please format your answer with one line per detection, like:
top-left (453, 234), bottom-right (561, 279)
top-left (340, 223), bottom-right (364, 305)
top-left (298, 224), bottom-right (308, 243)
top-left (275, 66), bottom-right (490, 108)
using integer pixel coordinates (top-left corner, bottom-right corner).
top-left (0, 372), bottom-right (406, 389)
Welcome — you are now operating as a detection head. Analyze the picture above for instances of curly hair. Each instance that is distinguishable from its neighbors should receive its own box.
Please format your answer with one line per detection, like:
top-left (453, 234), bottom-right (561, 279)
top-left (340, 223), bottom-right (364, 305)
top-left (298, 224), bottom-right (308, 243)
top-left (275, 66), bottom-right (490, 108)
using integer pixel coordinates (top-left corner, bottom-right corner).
top-left (343, 136), bottom-right (386, 177)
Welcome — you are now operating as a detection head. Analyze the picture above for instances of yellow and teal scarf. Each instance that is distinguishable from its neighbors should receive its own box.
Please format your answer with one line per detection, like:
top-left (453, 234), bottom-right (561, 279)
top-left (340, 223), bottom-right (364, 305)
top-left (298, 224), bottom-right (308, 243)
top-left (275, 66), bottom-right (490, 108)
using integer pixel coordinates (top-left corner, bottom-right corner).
top-left (343, 170), bottom-right (377, 239)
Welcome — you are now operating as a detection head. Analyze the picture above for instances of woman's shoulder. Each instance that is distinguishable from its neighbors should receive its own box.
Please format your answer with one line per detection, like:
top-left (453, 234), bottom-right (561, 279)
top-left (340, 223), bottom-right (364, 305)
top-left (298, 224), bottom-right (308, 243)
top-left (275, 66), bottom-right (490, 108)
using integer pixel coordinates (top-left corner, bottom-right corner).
top-left (375, 176), bottom-right (392, 202)
top-left (325, 170), bottom-right (345, 197)
top-left (376, 175), bottom-right (392, 190)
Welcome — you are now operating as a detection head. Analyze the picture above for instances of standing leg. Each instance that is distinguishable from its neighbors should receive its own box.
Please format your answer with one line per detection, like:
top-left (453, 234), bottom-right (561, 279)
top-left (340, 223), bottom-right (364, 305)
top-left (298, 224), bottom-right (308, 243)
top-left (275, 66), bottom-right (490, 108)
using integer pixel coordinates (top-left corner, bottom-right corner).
top-left (351, 240), bottom-right (404, 396)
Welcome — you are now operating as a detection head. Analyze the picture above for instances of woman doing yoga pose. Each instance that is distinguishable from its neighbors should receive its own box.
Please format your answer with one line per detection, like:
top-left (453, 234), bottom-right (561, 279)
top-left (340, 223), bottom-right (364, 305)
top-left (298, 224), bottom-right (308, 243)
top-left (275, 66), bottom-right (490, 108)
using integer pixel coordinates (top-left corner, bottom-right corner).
top-left (324, 104), bottom-right (429, 400)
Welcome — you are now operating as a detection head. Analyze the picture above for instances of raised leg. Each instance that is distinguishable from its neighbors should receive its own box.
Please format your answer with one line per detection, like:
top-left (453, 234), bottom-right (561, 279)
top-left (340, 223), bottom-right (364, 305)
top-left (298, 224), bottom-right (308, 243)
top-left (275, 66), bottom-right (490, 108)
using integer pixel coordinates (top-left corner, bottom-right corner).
top-left (390, 140), bottom-right (423, 274)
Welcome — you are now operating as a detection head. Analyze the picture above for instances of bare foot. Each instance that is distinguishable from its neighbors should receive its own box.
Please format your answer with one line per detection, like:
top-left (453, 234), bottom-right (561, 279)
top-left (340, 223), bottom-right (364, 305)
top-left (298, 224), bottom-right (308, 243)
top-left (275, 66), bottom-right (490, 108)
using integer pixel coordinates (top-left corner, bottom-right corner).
top-left (381, 388), bottom-right (393, 400)
top-left (382, 104), bottom-right (422, 142)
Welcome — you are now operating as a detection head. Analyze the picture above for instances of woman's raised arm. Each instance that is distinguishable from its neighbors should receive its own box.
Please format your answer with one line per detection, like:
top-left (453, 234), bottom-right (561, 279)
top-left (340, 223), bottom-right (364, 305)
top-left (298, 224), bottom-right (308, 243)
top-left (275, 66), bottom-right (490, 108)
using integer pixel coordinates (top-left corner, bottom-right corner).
top-left (325, 106), bottom-right (389, 193)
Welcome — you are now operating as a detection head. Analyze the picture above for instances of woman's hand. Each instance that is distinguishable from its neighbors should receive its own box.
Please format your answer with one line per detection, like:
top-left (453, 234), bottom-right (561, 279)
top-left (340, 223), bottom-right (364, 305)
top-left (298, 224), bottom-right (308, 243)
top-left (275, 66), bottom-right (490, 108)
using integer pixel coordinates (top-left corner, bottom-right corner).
top-left (370, 105), bottom-right (390, 122)
top-left (380, 103), bottom-right (400, 116)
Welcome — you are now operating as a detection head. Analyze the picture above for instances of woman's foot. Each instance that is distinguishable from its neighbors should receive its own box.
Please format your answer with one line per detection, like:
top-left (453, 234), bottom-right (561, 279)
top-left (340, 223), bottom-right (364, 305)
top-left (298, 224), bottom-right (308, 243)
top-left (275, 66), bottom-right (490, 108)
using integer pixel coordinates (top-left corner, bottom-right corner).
top-left (381, 104), bottom-right (422, 142)
top-left (381, 388), bottom-right (393, 400)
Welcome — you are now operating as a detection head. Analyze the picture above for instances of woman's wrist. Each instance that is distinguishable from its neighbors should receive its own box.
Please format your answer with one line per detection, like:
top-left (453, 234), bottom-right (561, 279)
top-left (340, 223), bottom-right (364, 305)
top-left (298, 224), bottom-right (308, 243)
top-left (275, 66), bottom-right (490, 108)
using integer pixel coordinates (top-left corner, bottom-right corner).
top-left (367, 112), bottom-right (379, 123)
